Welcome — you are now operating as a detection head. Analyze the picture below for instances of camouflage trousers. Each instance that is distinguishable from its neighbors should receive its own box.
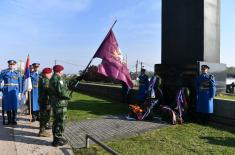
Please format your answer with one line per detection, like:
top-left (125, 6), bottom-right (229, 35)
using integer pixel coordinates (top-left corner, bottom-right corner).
top-left (52, 106), bottom-right (67, 141)
top-left (39, 105), bottom-right (51, 132)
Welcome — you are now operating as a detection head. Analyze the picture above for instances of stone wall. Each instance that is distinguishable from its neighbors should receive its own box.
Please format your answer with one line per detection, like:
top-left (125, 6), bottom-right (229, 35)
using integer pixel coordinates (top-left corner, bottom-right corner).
top-left (77, 82), bottom-right (138, 102)
top-left (212, 99), bottom-right (235, 127)
top-left (77, 82), bottom-right (235, 127)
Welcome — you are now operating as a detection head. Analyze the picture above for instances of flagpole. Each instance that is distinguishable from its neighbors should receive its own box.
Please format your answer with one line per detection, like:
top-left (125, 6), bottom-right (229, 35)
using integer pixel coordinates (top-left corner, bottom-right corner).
top-left (70, 20), bottom-right (117, 95)
top-left (28, 91), bottom-right (32, 122)
top-left (93, 20), bottom-right (117, 58)
top-left (25, 54), bottom-right (32, 122)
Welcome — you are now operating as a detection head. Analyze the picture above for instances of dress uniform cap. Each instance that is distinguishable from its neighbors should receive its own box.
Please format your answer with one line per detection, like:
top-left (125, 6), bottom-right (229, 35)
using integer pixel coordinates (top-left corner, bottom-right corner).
top-left (53, 65), bottom-right (64, 72)
top-left (7, 60), bottom-right (16, 65)
top-left (32, 63), bottom-right (40, 67)
top-left (201, 65), bottom-right (210, 69)
top-left (42, 67), bottom-right (52, 74)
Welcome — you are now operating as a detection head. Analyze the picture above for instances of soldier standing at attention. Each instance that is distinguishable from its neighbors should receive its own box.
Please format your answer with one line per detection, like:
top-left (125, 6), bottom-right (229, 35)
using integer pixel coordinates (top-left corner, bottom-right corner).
top-left (38, 67), bottom-right (52, 137)
top-left (49, 65), bottom-right (71, 147)
top-left (0, 60), bottom-right (22, 125)
top-left (31, 63), bottom-right (40, 121)
top-left (121, 81), bottom-right (130, 104)
top-left (137, 68), bottom-right (149, 103)
top-left (30, 65), bottom-right (34, 72)
top-left (148, 72), bottom-right (162, 99)
top-left (196, 65), bottom-right (216, 124)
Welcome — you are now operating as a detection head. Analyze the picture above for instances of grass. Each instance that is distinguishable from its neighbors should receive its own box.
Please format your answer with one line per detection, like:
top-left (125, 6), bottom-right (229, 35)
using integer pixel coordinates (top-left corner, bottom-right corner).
top-left (68, 92), bottom-right (235, 154)
top-left (215, 94), bottom-right (235, 101)
top-left (76, 123), bottom-right (235, 155)
top-left (67, 92), bottom-right (129, 122)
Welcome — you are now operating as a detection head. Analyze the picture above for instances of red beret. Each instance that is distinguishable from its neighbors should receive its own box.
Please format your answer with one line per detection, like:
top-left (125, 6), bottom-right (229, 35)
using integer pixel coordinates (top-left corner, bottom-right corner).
top-left (42, 67), bottom-right (52, 74)
top-left (53, 65), bottom-right (64, 72)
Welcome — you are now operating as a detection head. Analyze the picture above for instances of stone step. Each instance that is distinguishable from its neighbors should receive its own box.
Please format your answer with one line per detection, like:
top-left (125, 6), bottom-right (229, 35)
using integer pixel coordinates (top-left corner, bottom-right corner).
top-left (210, 115), bottom-right (235, 128)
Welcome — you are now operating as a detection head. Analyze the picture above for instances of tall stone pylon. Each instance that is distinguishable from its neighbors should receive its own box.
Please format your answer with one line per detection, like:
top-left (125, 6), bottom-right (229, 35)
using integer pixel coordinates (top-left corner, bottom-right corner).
top-left (155, 0), bottom-right (226, 107)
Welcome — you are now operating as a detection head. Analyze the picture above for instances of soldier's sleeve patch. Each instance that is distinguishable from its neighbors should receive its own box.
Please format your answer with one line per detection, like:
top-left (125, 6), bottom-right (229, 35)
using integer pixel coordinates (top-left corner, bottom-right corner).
top-left (60, 80), bottom-right (64, 85)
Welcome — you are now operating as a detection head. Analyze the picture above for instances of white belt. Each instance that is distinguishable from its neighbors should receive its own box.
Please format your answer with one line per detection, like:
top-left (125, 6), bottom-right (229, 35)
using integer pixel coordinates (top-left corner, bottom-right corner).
top-left (4, 83), bottom-right (18, 86)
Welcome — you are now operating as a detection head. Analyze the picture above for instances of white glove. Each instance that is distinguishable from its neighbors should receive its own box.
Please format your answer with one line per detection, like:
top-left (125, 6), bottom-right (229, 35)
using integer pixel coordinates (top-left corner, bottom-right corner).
top-left (18, 93), bottom-right (22, 100)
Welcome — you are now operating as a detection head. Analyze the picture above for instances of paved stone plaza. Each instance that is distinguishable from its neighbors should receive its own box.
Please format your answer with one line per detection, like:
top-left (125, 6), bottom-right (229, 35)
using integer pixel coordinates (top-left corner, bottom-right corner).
top-left (0, 98), bottom-right (73, 155)
top-left (65, 116), bottom-right (166, 149)
top-left (0, 114), bottom-right (73, 155)
top-left (0, 98), bottom-right (166, 154)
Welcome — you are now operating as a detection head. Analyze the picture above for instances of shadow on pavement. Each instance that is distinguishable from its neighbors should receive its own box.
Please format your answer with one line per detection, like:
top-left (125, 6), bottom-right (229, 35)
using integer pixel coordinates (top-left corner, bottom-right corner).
top-left (0, 115), bottom-right (51, 146)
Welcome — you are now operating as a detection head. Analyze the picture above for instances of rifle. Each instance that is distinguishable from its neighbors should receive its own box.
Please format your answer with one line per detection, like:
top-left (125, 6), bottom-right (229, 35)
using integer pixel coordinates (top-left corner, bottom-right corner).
top-left (69, 68), bottom-right (88, 97)
top-left (28, 91), bottom-right (32, 122)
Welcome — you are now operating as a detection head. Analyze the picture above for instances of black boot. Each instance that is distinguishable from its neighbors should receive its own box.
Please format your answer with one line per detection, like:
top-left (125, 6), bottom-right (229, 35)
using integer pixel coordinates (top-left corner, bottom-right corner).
top-left (45, 123), bottom-right (52, 129)
top-left (11, 110), bottom-right (17, 125)
top-left (36, 111), bottom-right (40, 121)
top-left (60, 137), bottom-right (68, 144)
top-left (32, 114), bottom-right (36, 122)
top-left (6, 111), bottom-right (12, 125)
top-left (52, 138), bottom-right (68, 147)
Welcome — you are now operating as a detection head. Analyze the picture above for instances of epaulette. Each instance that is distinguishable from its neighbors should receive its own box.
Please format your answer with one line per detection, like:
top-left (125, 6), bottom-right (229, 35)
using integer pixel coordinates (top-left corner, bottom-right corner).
top-left (14, 70), bottom-right (22, 76)
top-left (209, 74), bottom-right (214, 80)
top-left (39, 73), bottom-right (44, 79)
top-left (14, 70), bottom-right (20, 73)
top-left (0, 69), bottom-right (9, 74)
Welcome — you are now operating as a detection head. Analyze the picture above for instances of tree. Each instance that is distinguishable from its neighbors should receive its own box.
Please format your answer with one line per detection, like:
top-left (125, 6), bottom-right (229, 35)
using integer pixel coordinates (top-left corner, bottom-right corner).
top-left (226, 67), bottom-right (235, 77)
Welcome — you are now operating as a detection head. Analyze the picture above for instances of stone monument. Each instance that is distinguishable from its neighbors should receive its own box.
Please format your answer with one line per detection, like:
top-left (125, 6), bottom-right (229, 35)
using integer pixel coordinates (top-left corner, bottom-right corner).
top-left (155, 0), bottom-right (226, 107)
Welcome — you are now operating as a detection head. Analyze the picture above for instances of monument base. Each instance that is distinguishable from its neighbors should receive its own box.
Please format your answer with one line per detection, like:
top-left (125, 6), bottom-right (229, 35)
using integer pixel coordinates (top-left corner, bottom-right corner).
top-left (155, 62), bottom-right (226, 110)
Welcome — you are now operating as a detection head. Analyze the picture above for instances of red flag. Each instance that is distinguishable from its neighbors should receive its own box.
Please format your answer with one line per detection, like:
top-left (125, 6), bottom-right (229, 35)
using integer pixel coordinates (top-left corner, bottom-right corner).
top-left (94, 30), bottom-right (133, 88)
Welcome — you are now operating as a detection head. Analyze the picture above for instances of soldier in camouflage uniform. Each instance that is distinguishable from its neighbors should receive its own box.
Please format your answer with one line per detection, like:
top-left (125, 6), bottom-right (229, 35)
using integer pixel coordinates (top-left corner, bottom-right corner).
top-left (38, 68), bottom-right (53, 137)
top-left (49, 65), bottom-right (71, 147)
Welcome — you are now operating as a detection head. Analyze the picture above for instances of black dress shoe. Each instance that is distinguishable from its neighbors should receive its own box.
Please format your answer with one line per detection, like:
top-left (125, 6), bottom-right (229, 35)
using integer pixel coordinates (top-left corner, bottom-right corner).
top-left (5, 121), bottom-right (11, 125)
top-left (36, 118), bottom-right (40, 121)
top-left (11, 121), bottom-right (17, 125)
top-left (31, 118), bottom-right (36, 122)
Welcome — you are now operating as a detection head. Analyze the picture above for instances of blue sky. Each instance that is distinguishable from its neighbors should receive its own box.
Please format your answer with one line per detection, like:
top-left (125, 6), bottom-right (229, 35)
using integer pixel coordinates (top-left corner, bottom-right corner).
top-left (0, 0), bottom-right (234, 73)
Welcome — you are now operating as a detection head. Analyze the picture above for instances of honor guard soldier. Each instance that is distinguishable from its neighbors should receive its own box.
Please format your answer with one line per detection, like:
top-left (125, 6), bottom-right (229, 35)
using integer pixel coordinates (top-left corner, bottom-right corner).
top-left (31, 63), bottom-right (40, 121)
top-left (49, 65), bottom-right (71, 146)
top-left (121, 81), bottom-right (130, 104)
top-left (148, 73), bottom-right (162, 99)
top-left (0, 60), bottom-right (22, 125)
top-left (38, 67), bottom-right (53, 137)
top-left (30, 65), bottom-right (34, 73)
top-left (196, 65), bottom-right (216, 124)
top-left (137, 69), bottom-right (149, 103)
